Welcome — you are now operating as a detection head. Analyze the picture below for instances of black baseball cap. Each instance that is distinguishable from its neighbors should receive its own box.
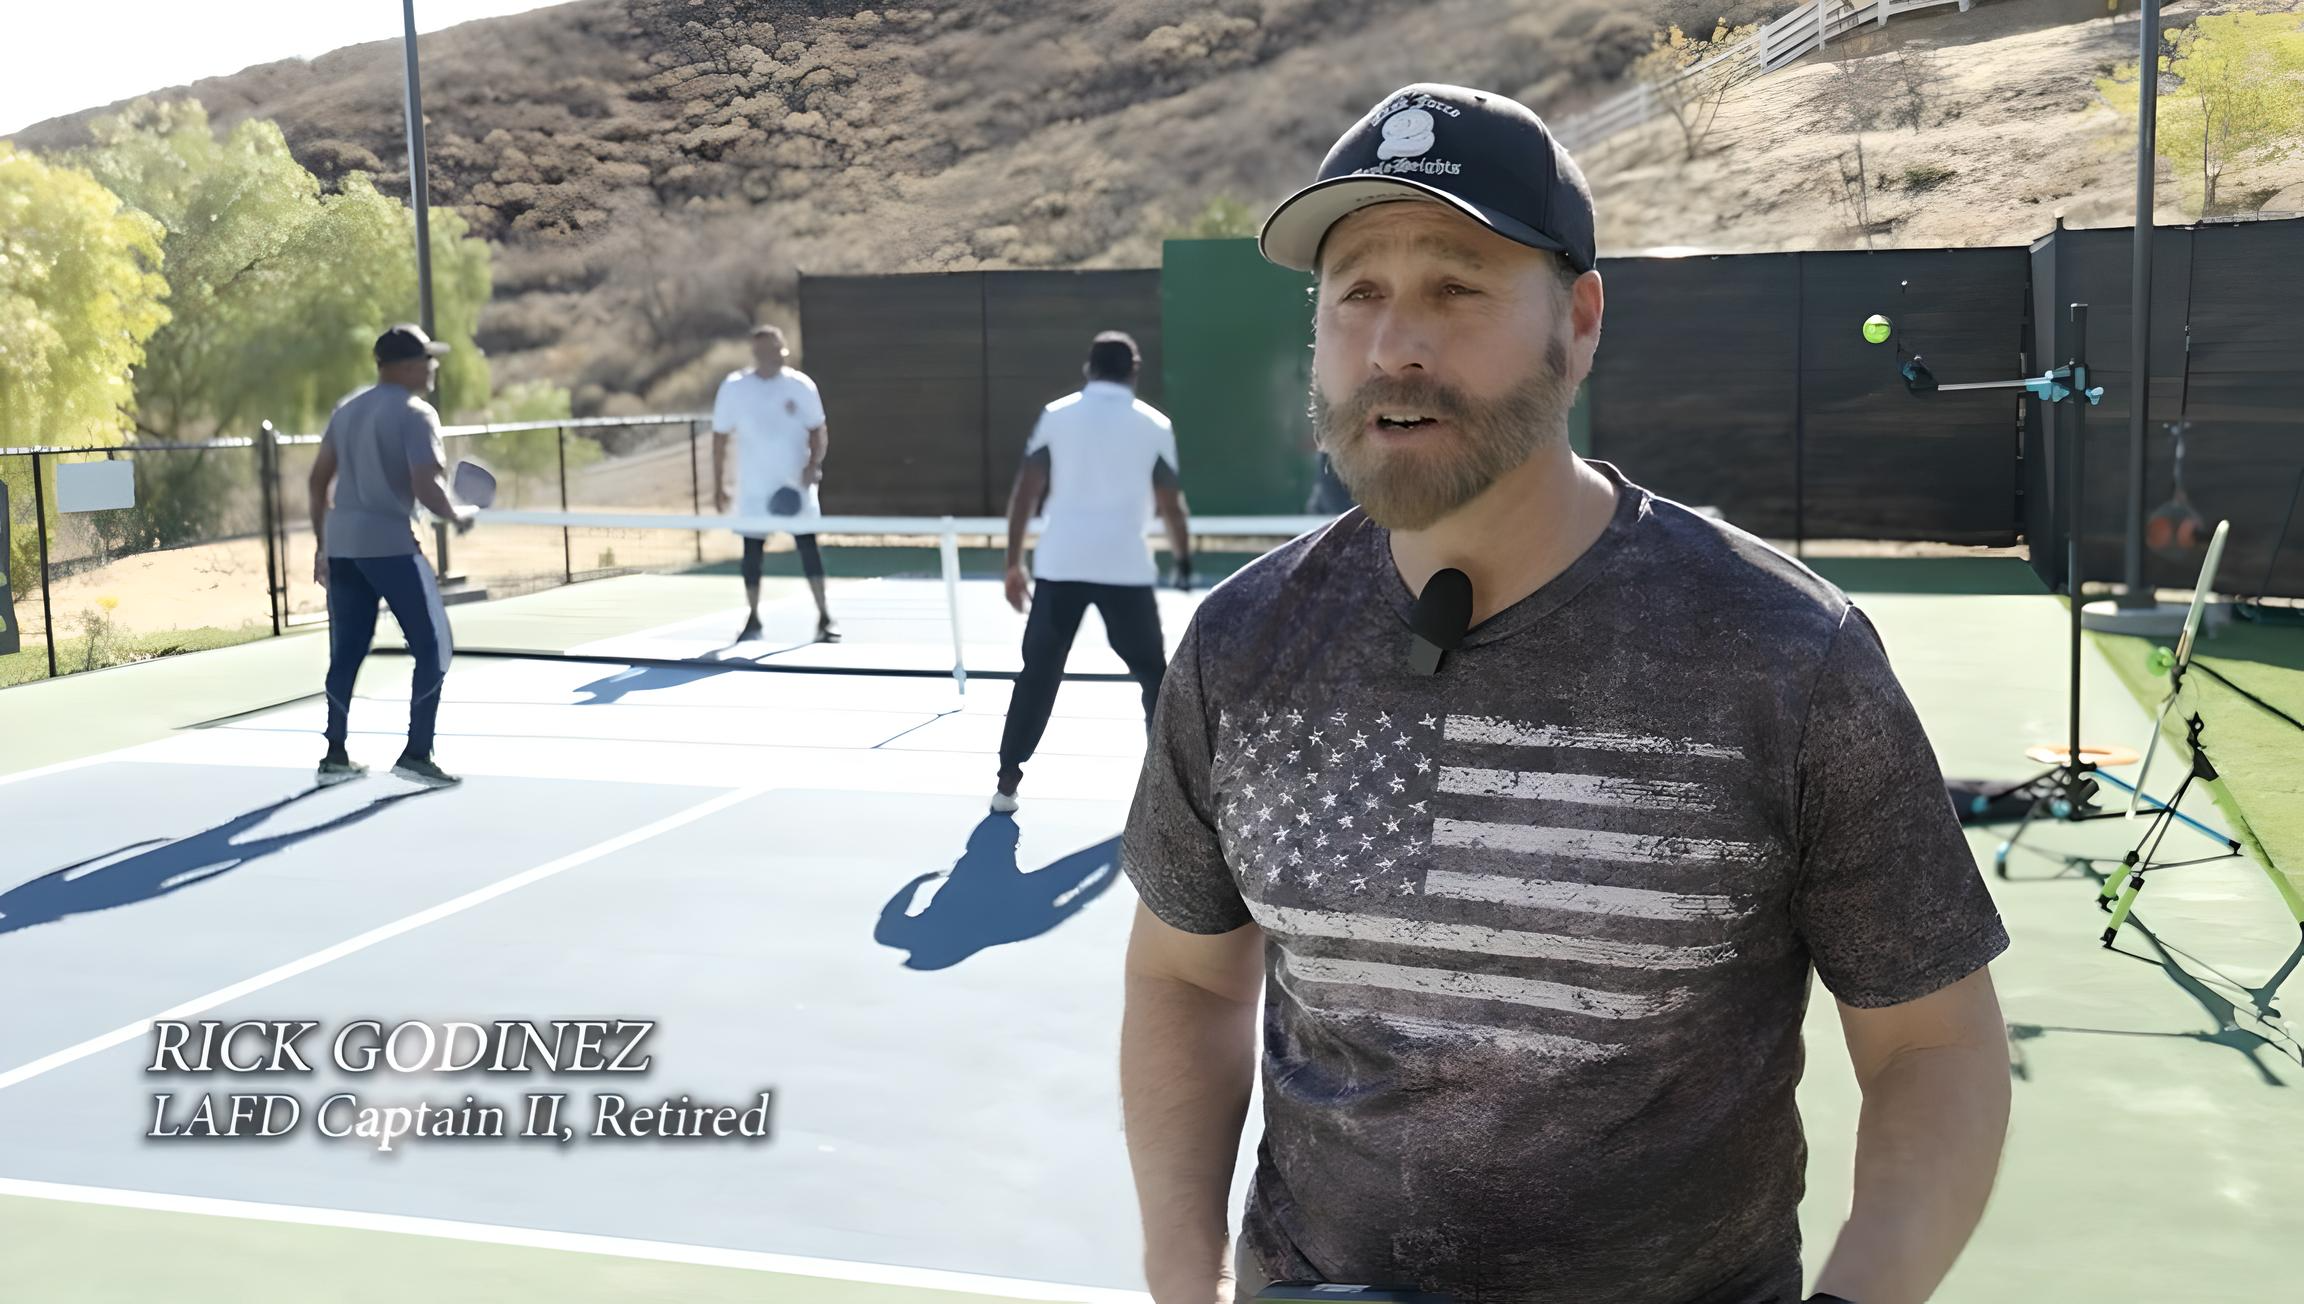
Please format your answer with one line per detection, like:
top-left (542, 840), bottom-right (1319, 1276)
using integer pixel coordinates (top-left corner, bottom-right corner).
top-left (374, 323), bottom-right (451, 363)
top-left (1259, 83), bottom-right (1596, 275)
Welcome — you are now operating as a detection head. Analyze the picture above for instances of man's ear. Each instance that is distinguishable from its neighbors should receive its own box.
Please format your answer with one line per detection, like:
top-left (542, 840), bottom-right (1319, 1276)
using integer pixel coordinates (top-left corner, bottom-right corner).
top-left (1569, 270), bottom-right (1605, 387)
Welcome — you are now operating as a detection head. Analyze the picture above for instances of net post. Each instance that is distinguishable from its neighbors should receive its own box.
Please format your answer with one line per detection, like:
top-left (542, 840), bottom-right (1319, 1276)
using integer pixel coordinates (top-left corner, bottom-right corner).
top-left (31, 452), bottom-right (56, 679)
top-left (690, 419), bottom-right (705, 564)
top-left (941, 516), bottom-right (967, 695)
top-left (558, 424), bottom-right (572, 585)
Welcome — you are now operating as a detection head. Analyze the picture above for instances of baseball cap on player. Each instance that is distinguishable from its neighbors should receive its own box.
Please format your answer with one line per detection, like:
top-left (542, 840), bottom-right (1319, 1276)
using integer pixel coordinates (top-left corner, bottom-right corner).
top-left (1258, 83), bottom-right (1596, 276)
top-left (374, 323), bottom-right (451, 363)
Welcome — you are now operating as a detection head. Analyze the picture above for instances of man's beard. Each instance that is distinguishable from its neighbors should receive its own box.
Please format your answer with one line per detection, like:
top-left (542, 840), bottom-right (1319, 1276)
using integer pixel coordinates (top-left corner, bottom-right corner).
top-left (1313, 340), bottom-right (1576, 531)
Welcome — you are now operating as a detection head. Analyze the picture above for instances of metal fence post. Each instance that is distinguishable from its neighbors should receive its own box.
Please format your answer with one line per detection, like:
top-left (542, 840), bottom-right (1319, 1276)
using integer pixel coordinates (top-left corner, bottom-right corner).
top-left (30, 452), bottom-right (57, 679)
top-left (257, 421), bottom-right (283, 637)
top-left (558, 424), bottom-right (572, 585)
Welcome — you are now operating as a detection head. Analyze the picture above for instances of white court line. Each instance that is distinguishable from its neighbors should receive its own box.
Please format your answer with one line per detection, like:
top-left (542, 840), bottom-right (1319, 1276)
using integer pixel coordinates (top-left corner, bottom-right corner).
top-left (0, 1178), bottom-right (1150, 1302)
top-left (0, 593), bottom-right (773, 790)
top-left (0, 780), bottom-right (777, 1094)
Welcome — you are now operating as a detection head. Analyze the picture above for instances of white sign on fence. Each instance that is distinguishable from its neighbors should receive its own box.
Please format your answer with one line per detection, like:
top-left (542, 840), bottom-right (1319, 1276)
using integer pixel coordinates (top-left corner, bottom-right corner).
top-left (55, 461), bottom-right (136, 514)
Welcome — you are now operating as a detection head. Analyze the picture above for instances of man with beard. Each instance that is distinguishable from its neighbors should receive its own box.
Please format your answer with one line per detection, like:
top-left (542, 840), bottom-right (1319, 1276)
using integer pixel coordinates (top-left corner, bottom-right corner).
top-left (1117, 85), bottom-right (2009, 1304)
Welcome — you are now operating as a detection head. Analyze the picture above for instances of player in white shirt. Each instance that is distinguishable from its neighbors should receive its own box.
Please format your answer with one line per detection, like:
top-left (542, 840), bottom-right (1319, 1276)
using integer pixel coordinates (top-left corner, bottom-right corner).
top-left (711, 324), bottom-right (838, 643)
top-left (994, 331), bottom-right (1191, 812)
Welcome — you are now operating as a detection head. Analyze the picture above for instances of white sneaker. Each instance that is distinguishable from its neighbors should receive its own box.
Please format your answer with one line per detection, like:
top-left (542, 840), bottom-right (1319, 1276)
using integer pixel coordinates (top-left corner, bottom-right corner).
top-left (990, 790), bottom-right (1020, 814)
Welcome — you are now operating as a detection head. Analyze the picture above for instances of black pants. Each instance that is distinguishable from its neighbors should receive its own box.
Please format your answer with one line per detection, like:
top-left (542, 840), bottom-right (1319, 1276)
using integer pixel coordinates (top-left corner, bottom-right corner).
top-left (998, 581), bottom-right (1166, 786)
top-left (324, 553), bottom-right (450, 758)
top-left (740, 534), bottom-right (825, 585)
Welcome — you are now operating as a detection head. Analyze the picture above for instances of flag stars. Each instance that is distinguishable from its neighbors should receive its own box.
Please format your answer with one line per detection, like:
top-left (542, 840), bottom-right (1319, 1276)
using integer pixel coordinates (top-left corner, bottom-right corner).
top-left (1389, 777), bottom-right (1407, 793)
top-left (1420, 714), bottom-right (1439, 730)
top-left (1320, 794), bottom-right (1338, 809)
top-left (1351, 732), bottom-right (1370, 749)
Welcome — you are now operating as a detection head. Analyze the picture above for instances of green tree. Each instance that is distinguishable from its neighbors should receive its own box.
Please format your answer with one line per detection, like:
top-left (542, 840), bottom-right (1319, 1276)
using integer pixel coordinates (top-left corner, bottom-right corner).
top-left (67, 100), bottom-right (493, 441)
top-left (2100, 12), bottom-right (2304, 215)
top-left (1168, 195), bottom-right (1261, 240)
top-left (0, 143), bottom-right (170, 448)
top-left (1, 143), bottom-right (170, 601)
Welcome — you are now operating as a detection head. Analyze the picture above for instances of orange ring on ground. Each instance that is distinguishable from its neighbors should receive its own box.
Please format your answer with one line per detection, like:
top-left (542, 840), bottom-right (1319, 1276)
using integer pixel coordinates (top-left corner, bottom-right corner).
top-left (2024, 743), bottom-right (2143, 768)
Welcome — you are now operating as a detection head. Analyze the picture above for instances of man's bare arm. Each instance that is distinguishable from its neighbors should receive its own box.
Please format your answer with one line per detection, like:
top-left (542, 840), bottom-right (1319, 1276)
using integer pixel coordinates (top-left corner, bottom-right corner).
top-left (805, 422), bottom-right (828, 484)
top-left (1005, 448), bottom-right (1050, 573)
top-left (1812, 967), bottom-right (2009, 1304)
top-left (409, 445), bottom-right (476, 531)
top-left (1122, 902), bottom-right (1264, 1304)
top-left (712, 430), bottom-right (731, 508)
top-left (1153, 457), bottom-right (1191, 580)
top-left (308, 441), bottom-right (338, 550)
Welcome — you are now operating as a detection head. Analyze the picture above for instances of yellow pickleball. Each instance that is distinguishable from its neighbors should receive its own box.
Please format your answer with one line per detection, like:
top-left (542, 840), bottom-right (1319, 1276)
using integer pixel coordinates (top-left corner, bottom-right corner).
top-left (1863, 314), bottom-right (1892, 344)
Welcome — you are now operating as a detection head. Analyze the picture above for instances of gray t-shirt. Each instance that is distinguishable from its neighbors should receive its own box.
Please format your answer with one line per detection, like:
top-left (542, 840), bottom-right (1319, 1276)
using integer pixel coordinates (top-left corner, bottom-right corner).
top-left (321, 382), bottom-right (445, 558)
top-left (1123, 462), bottom-right (2007, 1304)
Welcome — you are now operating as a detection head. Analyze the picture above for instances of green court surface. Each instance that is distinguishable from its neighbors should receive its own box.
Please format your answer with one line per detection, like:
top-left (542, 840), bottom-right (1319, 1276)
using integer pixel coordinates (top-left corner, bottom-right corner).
top-left (2094, 615), bottom-right (2304, 890)
top-left (0, 1192), bottom-right (1123, 1304)
top-left (2, 560), bottom-right (2299, 1303)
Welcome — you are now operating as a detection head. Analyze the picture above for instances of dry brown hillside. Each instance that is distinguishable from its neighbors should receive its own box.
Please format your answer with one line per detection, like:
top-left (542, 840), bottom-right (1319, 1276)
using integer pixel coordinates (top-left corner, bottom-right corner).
top-left (12, 0), bottom-right (2294, 418)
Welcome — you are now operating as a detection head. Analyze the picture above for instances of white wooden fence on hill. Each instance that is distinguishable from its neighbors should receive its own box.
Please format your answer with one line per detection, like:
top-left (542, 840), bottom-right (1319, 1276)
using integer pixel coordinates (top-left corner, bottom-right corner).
top-left (1554, 0), bottom-right (1976, 152)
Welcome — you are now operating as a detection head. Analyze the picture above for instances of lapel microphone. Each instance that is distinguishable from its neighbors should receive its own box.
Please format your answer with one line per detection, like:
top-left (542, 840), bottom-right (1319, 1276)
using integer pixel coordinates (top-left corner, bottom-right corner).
top-left (1407, 567), bottom-right (1473, 676)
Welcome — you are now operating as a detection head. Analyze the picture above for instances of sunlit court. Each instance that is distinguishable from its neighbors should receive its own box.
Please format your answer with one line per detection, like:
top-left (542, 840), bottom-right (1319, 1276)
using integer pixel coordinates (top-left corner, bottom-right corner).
top-left (4, 3), bottom-right (2303, 1303)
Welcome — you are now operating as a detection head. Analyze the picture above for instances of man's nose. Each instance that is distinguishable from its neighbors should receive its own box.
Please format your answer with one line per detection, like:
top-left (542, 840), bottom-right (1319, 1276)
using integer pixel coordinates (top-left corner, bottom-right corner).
top-left (1365, 301), bottom-right (1438, 377)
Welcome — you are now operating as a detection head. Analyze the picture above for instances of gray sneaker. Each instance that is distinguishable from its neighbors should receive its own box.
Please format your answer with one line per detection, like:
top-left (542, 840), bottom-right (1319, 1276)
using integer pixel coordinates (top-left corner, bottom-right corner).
top-left (393, 754), bottom-right (463, 788)
top-left (317, 754), bottom-right (367, 787)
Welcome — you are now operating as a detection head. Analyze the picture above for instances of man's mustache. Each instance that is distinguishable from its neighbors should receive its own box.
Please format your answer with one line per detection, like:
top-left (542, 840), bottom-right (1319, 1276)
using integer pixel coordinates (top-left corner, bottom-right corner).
top-left (1328, 377), bottom-right (1470, 431)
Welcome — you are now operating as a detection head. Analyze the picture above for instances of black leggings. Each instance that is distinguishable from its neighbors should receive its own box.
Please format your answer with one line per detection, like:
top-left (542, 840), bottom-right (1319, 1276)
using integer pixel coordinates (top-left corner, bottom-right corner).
top-left (740, 535), bottom-right (825, 586)
top-left (998, 581), bottom-right (1166, 786)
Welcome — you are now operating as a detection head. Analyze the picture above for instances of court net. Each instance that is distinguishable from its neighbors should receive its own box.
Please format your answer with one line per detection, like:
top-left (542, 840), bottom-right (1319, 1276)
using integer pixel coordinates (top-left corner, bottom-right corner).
top-left (376, 507), bottom-right (1334, 691)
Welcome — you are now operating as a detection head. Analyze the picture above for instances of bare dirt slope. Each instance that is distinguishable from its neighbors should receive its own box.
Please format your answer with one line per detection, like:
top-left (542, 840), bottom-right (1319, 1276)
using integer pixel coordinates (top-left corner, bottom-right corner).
top-left (1592, 0), bottom-right (2304, 255)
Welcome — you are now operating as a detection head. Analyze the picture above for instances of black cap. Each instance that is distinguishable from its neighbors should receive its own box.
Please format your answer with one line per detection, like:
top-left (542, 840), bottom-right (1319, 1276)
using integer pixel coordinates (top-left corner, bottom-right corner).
top-left (375, 323), bottom-right (451, 363)
top-left (1260, 83), bottom-right (1595, 275)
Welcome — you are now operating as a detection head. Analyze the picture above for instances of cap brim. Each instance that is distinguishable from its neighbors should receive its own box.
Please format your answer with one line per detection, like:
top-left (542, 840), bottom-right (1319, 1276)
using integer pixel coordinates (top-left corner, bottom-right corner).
top-left (1257, 175), bottom-right (1572, 273)
top-left (422, 341), bottom-right (451, 356)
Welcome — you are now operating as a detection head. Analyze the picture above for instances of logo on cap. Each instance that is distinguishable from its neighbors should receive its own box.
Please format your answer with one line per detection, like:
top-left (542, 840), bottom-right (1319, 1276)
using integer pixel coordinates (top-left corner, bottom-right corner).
top-left (1377, 108), bottom-right (1436, 161)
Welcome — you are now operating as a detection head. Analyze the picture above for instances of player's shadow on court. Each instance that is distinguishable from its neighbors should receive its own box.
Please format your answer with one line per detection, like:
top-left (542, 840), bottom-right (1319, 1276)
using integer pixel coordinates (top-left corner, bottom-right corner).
top-left (873, 816), bottom-right (1121, 970)
top-left (573, 646), bottom-right (812, 705)
top-left (0, 785), bottom-right (434, 937)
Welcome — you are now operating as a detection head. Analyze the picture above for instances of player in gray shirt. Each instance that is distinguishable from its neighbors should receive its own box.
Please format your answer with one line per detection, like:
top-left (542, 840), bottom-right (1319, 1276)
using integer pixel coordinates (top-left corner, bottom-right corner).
top-left (308, 324), bottom-right (477, 789)
top-left (1120, 86), bottom-right (2009, 1304)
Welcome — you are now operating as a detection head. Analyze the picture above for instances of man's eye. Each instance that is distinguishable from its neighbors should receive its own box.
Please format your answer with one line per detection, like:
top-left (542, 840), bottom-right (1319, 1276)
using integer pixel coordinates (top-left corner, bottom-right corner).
top-left (1443, 284), bottom-right (1477, 296)
top-left (1341, 286), bottom-right (1376, 302)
